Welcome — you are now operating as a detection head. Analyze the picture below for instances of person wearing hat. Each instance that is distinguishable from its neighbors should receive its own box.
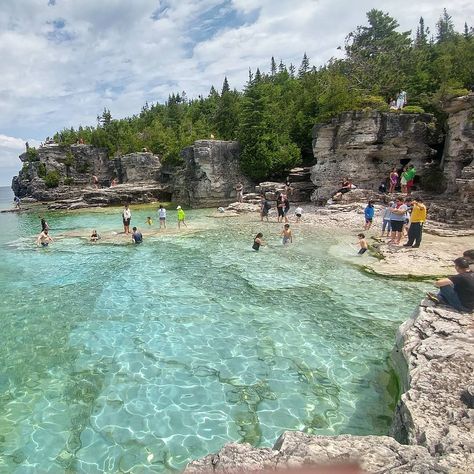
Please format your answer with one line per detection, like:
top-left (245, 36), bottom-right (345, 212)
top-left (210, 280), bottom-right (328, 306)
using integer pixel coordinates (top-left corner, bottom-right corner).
top-left (177, 206), bottom-right (187, 229)
top-left (427, 257), bottom-right (474, 312)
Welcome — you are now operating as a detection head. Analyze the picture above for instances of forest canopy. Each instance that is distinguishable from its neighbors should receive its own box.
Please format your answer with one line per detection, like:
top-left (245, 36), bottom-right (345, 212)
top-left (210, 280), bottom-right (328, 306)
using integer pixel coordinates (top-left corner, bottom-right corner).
top-left (53, 9), bottom-right (474, 181)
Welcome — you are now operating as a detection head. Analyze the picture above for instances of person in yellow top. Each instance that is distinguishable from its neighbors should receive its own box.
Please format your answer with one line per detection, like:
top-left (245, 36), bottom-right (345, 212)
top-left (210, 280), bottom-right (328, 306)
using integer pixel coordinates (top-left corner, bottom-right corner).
top-left (404, 198), bottom-right (427, 248)
top-left (177, 206), bottom-right (187, 229)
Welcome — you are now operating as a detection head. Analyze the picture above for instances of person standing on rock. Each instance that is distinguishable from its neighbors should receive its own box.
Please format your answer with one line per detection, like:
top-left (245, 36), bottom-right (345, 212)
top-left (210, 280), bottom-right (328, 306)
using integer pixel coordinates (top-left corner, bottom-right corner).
top-left (389, 198), bottom-right (408, 245)
top-left (404, 198), bottom-right (426, 248)
top-left (428, 258), bottom-right (474, 312)
top-left (122, 204), bottom-right (132, 234)
top-left (406, 164), bottom-right (416, 194)
top-left (396, 90), bottom-right (407, 110)
top-left (389, 168), bottom-right (398, 193)
top-left (235, 182), bottom-right (244, 203)
top-left (364, 201), bottom-right (375, 230)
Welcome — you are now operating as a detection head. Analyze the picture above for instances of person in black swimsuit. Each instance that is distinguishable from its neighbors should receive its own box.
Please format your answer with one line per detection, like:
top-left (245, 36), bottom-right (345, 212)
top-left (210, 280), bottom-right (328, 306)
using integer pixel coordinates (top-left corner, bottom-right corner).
top-left (252, 233), bottom-right (264, 251)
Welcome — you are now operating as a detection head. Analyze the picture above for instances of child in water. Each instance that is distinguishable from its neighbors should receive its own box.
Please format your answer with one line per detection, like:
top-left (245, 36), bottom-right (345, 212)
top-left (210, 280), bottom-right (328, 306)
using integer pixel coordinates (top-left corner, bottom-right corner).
top-left (177, 206), bottom-right (187, 229)
top-left (90, 229), bottom-right (100, 242)
top-left (294, 206), bottom-right (303, 223)
top-left (252, 233), bottom-right (265, 251)
top-left (145, 216), bottom-right (153, 226)
top-left (357, 233), bottom-right (368, 255)
top-left (281, 224), bottom-right (293, 245)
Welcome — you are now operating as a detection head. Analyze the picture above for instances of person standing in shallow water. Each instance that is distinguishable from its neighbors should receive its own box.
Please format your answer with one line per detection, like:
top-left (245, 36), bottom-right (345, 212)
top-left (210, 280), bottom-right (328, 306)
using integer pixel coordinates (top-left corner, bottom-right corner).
top-left (40, 216), bottom-right (49, 232)
top-left (252, 233), bottom-right (265, 251)
top-left (281, 224), bottom-right (293, 245)
top-left (36, 229), bottom-right (53, 247)
top-left (122, 204), bottom-right (132, 234)
top-left (177, 206), bottom-right (187, 229)
top-left (158, 205), bottom-right (167, 229)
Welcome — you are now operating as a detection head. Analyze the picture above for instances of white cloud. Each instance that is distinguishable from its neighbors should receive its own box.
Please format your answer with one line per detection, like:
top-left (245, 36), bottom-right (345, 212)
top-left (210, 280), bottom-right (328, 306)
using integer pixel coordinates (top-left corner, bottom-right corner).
top-left (0, 0), bottom-right (472, 184)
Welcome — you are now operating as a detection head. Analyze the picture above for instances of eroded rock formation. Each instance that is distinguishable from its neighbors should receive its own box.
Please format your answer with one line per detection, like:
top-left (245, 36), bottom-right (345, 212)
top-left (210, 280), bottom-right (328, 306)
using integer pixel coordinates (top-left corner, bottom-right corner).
top-left (185, 301), bottom-right (474, 473)
top-left (310, 111), bottom-right (441, 201)
top-left (172, 140), bottom-right (253, 207)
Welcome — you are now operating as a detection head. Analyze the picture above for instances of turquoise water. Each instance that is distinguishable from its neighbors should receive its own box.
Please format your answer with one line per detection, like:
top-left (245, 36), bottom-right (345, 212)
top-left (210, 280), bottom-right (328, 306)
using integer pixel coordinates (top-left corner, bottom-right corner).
top-left (0, 187), bottom-right (427, 472)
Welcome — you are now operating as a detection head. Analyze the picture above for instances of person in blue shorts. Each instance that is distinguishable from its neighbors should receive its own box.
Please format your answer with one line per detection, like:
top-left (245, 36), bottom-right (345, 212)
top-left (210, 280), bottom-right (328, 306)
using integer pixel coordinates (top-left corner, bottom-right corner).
top-left (132, 227), bottom-right (143, 244)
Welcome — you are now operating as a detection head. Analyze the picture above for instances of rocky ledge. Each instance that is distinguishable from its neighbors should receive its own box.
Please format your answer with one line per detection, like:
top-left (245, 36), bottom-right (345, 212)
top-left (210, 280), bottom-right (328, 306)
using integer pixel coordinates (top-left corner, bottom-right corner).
top-left (185, 302), bottom-right (474, 473)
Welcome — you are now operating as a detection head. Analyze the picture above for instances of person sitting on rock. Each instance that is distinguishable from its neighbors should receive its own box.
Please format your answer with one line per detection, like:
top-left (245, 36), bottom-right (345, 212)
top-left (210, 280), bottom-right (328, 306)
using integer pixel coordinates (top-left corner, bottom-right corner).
top-left (332, 178), bottom-right (352, 201)
top-left (427, 257), bottom-right (474, 312)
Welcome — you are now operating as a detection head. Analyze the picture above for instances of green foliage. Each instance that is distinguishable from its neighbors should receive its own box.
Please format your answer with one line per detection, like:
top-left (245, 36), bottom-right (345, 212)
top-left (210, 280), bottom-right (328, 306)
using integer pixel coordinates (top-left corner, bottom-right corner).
top-left (37, 163), bottom-right (47, 178)
top-left (26, 147), bottom-right (39, 161)
top-left (44, 171), bottom-right (60, 188)
top-left (356, 95), bottom-right (389, 111)
top-left (63, 177), bottom-right (74, 185)
top-left (50, 8), bottom-right (473, 180)
top-left (64, 151), bottom-right (75, 167)
top-left (401, 105), bottom-right (426, 113)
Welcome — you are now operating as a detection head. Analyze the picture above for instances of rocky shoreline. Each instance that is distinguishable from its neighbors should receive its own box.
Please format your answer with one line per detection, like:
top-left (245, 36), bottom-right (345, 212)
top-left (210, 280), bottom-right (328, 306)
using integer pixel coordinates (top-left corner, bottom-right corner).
top-left (185, 300), bottom-right (473, 473)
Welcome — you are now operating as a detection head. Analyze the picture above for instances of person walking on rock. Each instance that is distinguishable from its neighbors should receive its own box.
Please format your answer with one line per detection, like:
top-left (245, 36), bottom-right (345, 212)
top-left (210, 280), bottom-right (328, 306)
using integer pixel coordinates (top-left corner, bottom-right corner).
top-left (404, 198), bottom-right (426, 248)
top-left (122, 204), bottom-right (132, 234)
top-left (389, 198), bottom-right (408, 245)
top-left (364, 201), bottom-right (375, 230)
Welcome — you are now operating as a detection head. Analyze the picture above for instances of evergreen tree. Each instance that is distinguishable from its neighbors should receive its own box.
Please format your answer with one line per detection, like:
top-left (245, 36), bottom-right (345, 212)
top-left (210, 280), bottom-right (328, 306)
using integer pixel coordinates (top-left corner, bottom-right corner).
top-left (271, 56), bottom-right (277, 75)
top-left (221, 77), bottom-right (230, 94)
top-left (298, 53), bottom-right (310, 77)
top-left (289, 63), bottom-right (296, 78)
top-left (436, 9), bottom-right (455, 42)
top-left (415, 17), bottom-right (428, 46)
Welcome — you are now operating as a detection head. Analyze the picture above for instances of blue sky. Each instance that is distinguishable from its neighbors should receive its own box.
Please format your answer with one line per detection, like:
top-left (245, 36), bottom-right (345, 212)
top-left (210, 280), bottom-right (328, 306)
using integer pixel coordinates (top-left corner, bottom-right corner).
top-left (0, 0), bottom-right (473, 186)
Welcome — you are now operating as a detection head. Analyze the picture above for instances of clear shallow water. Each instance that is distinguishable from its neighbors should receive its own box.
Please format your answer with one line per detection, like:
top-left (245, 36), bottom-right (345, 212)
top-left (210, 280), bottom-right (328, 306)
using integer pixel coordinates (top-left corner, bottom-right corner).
top-left (0, 188), bottom-right (428, 472)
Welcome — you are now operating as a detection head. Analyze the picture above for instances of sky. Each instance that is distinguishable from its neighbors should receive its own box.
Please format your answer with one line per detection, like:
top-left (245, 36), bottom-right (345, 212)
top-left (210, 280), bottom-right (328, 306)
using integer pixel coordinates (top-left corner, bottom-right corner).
top-left (0, 0), bottom-right (473, 186)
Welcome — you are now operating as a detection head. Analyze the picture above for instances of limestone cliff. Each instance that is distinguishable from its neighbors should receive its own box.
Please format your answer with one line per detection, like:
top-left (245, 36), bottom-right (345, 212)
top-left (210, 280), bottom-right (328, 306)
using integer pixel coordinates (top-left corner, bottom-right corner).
top-left (310, 111), bottom-right (441, 201)
top-left (172, 140), bottom-right (253, 207)
top-left (185, 301), bottom-right (474, 473)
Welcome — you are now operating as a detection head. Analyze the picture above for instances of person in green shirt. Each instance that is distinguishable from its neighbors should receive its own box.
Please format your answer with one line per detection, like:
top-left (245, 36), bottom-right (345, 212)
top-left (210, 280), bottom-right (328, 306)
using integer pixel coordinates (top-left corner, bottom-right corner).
top-left (406, 164), bottom-right (416, 194)
top-left (177, 206), bottom-right (187, 229)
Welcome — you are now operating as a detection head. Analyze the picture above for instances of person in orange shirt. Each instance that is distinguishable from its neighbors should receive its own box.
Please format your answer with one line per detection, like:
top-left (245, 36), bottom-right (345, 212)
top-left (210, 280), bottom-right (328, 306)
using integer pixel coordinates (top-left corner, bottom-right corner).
top-left (404, 198), bottom-right (427, 248)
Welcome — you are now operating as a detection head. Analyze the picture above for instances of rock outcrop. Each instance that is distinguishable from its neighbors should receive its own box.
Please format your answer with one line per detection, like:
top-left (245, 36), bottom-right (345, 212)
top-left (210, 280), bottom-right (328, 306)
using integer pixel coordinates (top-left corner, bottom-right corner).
top-left (441, 93), bottom-right (474, 195)
top-left (172, 140), bottom-right (253, 207)
top-left (310, 111), bottom-right (441, 201)
top-left (185, 302), bottom-right (474, 473)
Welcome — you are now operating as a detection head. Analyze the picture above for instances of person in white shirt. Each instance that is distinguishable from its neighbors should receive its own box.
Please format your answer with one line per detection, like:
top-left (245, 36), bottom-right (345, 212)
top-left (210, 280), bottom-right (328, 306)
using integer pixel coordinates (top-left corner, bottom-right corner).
top-left (294, 206), bottom-right (303, 223)
top-left (158, 205), bottom-right (167, 229)
top-left (122, 204), bottom-right (132, 234)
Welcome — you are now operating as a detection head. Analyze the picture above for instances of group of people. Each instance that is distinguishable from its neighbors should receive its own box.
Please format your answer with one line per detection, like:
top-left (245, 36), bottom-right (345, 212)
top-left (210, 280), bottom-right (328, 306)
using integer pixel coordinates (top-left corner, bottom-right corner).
top-left (259, 192), bottom-right (303, 223)
top-left (364, 196), bottom-right (427, 247)
top-left (252, 224), bottom-right (293, 251)
top-left (387, 165), bottom-right (416, 194)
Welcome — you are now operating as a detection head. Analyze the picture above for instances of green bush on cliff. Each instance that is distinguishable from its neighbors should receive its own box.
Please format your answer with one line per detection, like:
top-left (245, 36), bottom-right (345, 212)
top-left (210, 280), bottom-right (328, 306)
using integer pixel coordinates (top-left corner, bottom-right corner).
top-left (401, 105), bottom-right (426, 113)
top-left (63, 177), bottom-right (74, 185)
top-left (26, 147), bottom-right (39, 162)
top-left (44, 171), bottom-right (60, 188)
top-left (356, 95), bottom-right (389, 111)
top-left (37, 162), bottom-right (47, 178)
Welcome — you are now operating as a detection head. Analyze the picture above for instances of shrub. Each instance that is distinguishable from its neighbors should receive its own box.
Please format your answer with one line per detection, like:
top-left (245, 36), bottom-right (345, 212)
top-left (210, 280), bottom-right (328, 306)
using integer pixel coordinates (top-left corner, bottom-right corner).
top-left (26, 147), bottom-right (39, 161)
top-left (356, 95), bottom-right (389, 111)
top-left (64, 151), bottom-right (75, 167)
top-left (63, 177), bottom-right (74, 185)
top-left (37, 162), bottom-right (47, 178)
top-left (44, 171), bottom-right (60, 188)
top-left (401, 106), bottom-right (425, 114)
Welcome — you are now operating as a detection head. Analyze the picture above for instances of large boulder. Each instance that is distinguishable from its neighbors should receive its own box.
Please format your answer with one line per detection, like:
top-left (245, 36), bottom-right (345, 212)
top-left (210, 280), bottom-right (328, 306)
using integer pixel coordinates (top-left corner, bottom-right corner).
top-left (310, 111), bottom-right (441, 201)
top-left (173, 140), bottom-right (253, 207)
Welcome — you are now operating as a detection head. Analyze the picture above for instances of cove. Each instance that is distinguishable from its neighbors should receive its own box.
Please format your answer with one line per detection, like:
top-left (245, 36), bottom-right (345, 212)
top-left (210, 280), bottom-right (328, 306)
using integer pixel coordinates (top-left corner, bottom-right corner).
top-left (0, 194), bottom-right (428, 472)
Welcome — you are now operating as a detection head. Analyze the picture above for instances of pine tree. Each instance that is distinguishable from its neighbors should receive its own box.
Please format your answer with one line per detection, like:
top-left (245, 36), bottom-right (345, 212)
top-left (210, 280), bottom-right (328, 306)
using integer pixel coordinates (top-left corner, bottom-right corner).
top-left (254, 68), bottom-right (262, 82)
top-left (221, 77), bottom-right (230, 95)
top-left (436, 8), bottom-right (455, 43)
top-left (278, 60), bottom-right (286, 73)
top-left (415, 17), bottom-right (427, 46)
top-left (289, 63), bottom-right (296, 78)
top-left (298, 53), bottom-right (310, 77)
top-left (271, 56), bottom-right (277, 75)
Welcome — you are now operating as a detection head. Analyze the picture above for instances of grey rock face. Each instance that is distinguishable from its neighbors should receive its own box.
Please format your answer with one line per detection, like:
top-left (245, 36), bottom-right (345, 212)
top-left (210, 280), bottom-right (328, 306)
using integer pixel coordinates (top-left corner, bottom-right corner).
top-left (442, 93), bottom-right (474, 196)
top-left (173, 140), bottom-right (253, 207)
top-left (310, 111), bottom-right (440, 201)
top-left (11, 144), bottom-right (169, 206)
top-left (185, 302), bottom-right (473, 473)
top-left (391, 301), bottom-right (474, 472)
